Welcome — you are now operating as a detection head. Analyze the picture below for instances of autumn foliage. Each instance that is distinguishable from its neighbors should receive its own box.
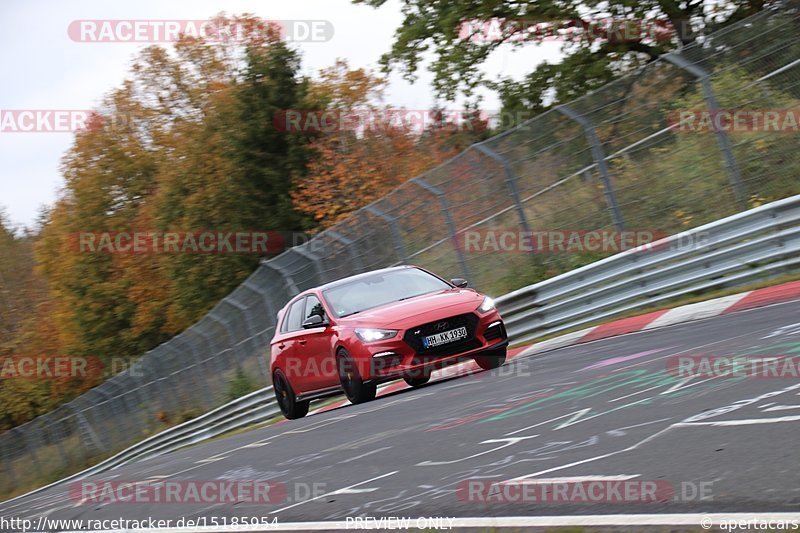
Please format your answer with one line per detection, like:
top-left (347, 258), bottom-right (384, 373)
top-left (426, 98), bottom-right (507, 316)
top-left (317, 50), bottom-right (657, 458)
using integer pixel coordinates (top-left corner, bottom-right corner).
top-left (0, 20), bottom-right (487, 430)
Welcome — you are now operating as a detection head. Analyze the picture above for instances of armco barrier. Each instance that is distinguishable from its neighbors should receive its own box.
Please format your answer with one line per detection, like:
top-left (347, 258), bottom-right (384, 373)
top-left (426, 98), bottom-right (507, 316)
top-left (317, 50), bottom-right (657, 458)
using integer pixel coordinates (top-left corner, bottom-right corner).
top-left (497, 194), bottom-right (800, 344)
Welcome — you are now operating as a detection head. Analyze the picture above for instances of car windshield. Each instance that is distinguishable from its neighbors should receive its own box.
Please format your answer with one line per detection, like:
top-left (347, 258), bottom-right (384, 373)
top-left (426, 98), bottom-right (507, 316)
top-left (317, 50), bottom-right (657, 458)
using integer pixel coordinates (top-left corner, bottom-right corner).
top-left (323, 268), bottom-right (451, 317)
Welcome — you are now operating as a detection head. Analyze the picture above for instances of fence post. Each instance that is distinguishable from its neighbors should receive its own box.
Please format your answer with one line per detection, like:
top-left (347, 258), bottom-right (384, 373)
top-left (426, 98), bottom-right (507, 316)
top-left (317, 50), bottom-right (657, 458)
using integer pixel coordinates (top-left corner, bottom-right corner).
top-left (171, 334), bottom-right (211, 392)
top-left (209, 309), bottom-right (244, 369)
top-left (326, 230), bottom-right (365, 273)
top-left (15, 427), bottom-right (40, 477)
top-left (66, 404), bottom-right (104, 454)
top-left (127, 362), bottom-right (156, 424)
top-left (1, 436), bottom-right (16, 487)
top-left (19, 426), bottom-right (42, 476)
top-left (291, 246), bottom-right (326, 286)
top-left (245, 278), bottom-right (277, 319)
top-left (195, 326), bottom-right (228, 378)
top-left (145, 358), bottom-right (179, 417)
top-left (472, 144), bottom-right (531, 234)
top-left (663, 52), bottom-right (747, 208)
top-left (92, 388), bottom-right (129, 442)
top-left (556, 104), bottom-right (625, 231)
top-left (362, 206), bottom-right (410, 264)
top-left (224, 298), bottom-right (269, 382)
top-left (411, 177), bottom-right (472, 281)
top-left (260, 259), bottom-right (300, 296)
top-left (162, 342), bottom-right (205, 409)
top-left (44, 417), bottom-right (69, 469)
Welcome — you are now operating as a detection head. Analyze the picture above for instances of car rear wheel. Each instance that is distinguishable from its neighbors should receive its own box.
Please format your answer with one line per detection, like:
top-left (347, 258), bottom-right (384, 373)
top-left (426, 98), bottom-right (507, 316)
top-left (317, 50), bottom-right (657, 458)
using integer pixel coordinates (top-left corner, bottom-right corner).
top-left (474, 346), bottom-right (507, 370)
top-left (273, 370), bottom-right (310, 420)
top-left (337, 349), bottom-right (377, 404)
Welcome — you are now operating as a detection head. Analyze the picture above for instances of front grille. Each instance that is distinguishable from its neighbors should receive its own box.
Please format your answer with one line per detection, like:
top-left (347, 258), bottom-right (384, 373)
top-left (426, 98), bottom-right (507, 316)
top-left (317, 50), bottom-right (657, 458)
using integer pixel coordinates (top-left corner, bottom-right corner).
top-left (403, 313), bottom-right (480, 358)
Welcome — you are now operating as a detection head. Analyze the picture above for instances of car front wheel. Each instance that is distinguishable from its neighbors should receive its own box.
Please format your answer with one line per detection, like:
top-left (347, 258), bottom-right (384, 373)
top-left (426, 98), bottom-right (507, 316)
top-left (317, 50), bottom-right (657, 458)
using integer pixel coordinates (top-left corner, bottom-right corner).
top-left (273, 369), bottom-right (310, 420)
top-left (337, 349), bottom-right (377, 404)
top-left (474, 346), bottom-right (507, 370)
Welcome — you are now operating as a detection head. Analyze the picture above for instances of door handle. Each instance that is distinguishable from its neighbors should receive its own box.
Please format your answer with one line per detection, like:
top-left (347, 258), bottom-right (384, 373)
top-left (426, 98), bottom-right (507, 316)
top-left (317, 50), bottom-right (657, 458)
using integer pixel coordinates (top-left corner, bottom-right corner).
top-left (298, 340), bottom-right (307, 346)
top-left (278, 343), bottom-right (286, 350)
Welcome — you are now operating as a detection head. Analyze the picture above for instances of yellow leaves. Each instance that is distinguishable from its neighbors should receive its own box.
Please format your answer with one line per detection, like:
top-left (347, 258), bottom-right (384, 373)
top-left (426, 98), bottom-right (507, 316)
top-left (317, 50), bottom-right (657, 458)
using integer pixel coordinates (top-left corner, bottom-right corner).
top-left (748, 194), bottom-right (770, 208)
top-left (673, 208), bottom-right (694, 226)
top-left (292, 122), bottom-right (464, 229)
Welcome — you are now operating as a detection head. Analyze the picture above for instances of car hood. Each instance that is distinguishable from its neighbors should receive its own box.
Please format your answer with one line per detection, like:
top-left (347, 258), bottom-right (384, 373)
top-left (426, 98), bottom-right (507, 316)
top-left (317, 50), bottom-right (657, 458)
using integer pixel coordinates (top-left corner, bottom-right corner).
top-left (338, 289), bottom-right (484, 328)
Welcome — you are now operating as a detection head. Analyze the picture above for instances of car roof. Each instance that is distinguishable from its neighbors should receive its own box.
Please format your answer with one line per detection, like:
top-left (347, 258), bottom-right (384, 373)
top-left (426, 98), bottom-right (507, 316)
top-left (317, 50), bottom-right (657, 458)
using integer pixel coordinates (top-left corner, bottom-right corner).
top-left (316, 265), bottom-right (418, 292)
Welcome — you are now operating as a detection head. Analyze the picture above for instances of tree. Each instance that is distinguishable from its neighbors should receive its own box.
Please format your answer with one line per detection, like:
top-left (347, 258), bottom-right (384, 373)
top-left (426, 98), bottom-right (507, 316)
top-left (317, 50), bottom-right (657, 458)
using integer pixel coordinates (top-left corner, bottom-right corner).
top-left (35, 15), bottom-right (315, 362)
top-left (291, 61), bottom-right (489, 229)
top-left (354, 0), bottom-right (776, 123)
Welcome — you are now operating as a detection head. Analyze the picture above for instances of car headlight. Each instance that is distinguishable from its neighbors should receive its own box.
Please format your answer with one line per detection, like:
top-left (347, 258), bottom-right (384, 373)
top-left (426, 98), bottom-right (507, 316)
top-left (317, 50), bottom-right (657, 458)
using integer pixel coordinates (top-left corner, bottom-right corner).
top-left (478, 296), bottom-right (496, 313)
top-left (355, 328), bottom-right (398, 342)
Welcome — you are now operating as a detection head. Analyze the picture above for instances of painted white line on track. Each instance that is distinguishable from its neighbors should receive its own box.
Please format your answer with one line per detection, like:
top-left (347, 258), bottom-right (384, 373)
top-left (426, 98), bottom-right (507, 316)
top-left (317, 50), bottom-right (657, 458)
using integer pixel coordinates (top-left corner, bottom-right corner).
top-left (503, 475), bottom-right (640, 484)
top-left (269, 471), bottom-right (398, 514)
top-left (675, 414), bottom-right (800, 426)
top-left (763, 404), bottom-right (800, 412)
top-left (339, 446), bottom-right (392, 464)
top-left (417, 435), bottom-right (538, 466)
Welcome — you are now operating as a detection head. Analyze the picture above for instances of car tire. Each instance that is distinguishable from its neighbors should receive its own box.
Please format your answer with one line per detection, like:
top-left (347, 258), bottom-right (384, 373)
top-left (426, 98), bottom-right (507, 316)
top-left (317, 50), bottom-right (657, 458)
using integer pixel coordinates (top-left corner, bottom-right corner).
top-left (273, 370), bottom-right (310, 420)
top-left (337, 349), bottom-right (377, 404)
top-left (474, 346), bottom-right (507, 370)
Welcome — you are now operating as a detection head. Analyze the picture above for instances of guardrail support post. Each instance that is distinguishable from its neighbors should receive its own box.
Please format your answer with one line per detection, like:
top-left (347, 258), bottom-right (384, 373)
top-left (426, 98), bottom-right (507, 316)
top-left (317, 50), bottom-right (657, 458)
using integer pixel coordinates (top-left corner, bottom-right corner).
top-left (411, 177), bottom-right (472, 281)
top-left (663, 53), bottom-right (747, 209)
top-left (556, 104), bottom-right (626, 231)
top-left (362, 206), bottom-right (410, 264)
top-left (473, 144), bottom-right (531, 235)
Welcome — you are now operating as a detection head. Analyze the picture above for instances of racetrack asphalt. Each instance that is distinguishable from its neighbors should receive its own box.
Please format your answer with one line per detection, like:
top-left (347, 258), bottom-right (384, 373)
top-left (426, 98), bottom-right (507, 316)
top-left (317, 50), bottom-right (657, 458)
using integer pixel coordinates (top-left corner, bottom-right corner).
top-left (2, 299), bottom-right (800, 530)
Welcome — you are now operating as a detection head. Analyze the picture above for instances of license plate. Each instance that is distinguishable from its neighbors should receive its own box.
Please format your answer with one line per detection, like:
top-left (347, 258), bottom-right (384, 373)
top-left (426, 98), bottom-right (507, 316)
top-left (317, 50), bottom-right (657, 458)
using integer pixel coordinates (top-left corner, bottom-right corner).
top-left (422, 326), bottom-right (467, 348)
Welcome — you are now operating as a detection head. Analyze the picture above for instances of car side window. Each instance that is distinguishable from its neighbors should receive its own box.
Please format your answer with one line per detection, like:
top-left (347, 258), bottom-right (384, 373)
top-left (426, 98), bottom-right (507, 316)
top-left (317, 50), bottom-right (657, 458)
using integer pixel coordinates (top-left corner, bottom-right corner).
top-left (305, 295), bottom-right (325, 321)
top-left (284, 298), bottom-right (306, 332)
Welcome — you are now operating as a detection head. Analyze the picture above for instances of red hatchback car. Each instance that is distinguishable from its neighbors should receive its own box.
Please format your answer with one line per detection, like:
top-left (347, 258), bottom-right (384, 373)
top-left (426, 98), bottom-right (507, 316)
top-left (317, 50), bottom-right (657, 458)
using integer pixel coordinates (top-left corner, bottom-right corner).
top-left (269, 266), bottom-right (508, 419)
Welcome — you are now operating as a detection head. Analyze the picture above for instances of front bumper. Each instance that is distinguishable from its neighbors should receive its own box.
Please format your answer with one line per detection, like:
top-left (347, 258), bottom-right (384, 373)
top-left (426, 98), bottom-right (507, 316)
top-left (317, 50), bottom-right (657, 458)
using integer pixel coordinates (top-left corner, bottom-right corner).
top-left (354, 311), bottom-right (508, 381)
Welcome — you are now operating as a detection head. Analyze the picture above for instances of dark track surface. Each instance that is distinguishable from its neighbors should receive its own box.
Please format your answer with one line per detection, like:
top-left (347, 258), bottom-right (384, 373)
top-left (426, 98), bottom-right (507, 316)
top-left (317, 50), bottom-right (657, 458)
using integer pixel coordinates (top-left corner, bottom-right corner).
top-left (3, 300), bottom-right (800, 529)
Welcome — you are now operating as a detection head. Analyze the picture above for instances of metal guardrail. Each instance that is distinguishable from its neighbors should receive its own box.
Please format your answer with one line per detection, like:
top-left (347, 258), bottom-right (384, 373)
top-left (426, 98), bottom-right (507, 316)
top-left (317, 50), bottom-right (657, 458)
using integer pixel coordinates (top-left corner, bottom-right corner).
top-left (496, 194), bottom-right (800, 344)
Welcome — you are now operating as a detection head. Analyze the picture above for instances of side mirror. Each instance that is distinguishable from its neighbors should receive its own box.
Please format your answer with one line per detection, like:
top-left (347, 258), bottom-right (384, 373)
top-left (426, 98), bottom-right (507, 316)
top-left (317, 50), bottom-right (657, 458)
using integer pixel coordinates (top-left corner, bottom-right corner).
top-left (302, 315), bottom-right (325, 328)
top-left (451, 278), bottom-right (469, 288)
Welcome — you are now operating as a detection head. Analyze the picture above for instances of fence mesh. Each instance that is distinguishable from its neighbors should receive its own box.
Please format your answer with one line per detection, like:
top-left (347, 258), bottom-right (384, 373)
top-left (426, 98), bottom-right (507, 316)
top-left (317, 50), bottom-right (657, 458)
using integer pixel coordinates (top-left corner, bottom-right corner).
top-left (3, 5), bottom-right (800, 497)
